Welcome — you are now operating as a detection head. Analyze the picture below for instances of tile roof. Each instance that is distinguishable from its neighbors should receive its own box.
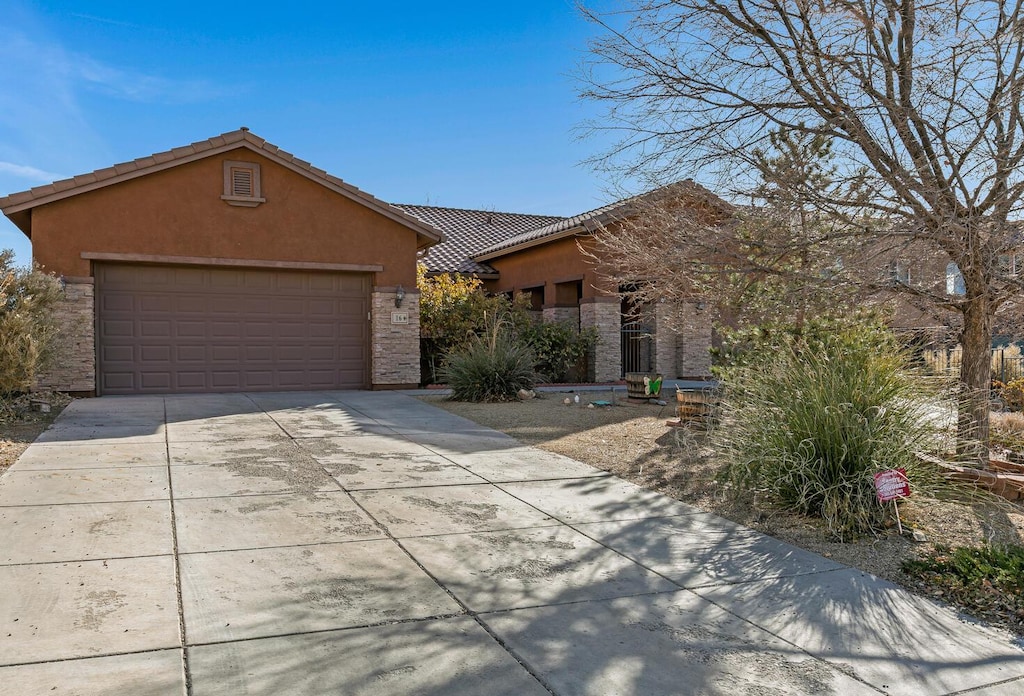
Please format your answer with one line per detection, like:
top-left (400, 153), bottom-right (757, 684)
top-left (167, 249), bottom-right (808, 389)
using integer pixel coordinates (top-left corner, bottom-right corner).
top-left (472, 182), bottom-right (722, 261)
top-left (392, 204), bottom-right (564, 275)
top-left (0, 129), bottom-right (445, 246)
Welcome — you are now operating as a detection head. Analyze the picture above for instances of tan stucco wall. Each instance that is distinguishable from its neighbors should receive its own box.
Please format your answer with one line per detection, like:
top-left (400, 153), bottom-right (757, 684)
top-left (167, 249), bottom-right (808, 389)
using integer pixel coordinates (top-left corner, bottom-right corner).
top-left (29, 148), bottom-right (419, 287)
top-left (484, 236), bottom-right (617, 301)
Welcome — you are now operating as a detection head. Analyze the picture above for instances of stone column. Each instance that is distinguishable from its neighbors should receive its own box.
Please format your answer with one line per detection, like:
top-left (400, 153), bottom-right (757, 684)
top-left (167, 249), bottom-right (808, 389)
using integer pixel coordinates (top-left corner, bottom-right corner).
top-left (542, 305), bottom-right (580, 329)
top-left (653, 303), bottom-right (678, 378)
top-left (675, 301), bottom-right (713, 377)
top-left (36, 277), bottom-right (96, 394)
top-left (370, 288), bottom-right (420, 388)
top-left (580, 297), bottom-right (620, 382)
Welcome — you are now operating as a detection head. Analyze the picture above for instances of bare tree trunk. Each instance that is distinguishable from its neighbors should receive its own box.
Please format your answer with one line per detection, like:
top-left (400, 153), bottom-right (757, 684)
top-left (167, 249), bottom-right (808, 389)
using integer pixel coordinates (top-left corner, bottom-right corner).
top-left (958, 297), bottom-right (992, 466)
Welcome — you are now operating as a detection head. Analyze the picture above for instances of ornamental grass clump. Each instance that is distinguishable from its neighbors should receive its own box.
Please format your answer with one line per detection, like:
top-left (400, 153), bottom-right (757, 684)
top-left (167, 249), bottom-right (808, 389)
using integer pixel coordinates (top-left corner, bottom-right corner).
top-left (716, 317), bottom-right (945, 540)
top-left (440, 313), bottom-right (538, 402)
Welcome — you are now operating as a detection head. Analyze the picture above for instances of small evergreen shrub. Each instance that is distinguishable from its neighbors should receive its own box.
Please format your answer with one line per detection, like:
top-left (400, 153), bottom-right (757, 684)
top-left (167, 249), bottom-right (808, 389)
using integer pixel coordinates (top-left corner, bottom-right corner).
top-left (440, 314), bottom-right (538, 402)
top-left (716, 314), bottom-right (944, 539)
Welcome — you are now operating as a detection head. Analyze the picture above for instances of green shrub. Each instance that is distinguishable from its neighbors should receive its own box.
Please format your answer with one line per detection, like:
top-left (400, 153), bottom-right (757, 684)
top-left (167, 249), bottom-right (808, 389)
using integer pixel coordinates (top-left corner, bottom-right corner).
top-left (0, 251), bottom-right (63, 397)
top-left (440, 313), bottom-right (538, 402)
top-left (716, 315), bottom-right (944, 539)
top-left (902, 545), bottom-right (1024, 628)
top-left (516, 320), bottom-right (597, 383)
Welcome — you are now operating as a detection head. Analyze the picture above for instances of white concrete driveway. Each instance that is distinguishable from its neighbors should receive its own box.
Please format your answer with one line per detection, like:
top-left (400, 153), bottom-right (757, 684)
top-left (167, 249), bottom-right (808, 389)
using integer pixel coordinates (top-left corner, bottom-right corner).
top-left (0, 391), bottom-right (1021, 695)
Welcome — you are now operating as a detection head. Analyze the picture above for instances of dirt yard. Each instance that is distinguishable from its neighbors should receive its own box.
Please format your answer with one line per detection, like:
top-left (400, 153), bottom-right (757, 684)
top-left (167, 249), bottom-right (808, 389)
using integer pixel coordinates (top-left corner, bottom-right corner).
top-left (422, 389), bottom-right (1024, 636)
top-left (0, 393), bottom-right (71, 474)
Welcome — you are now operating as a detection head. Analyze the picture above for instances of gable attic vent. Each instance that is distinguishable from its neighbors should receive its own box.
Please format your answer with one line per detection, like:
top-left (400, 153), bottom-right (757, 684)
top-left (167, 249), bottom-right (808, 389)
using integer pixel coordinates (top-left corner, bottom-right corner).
top-left (221, 160), bottom-right (266, 207)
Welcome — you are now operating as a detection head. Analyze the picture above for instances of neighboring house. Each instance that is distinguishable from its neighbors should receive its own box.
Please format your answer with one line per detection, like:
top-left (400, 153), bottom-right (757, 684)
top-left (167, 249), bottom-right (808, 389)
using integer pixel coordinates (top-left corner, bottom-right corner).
top-left (0, 129), bottom-right (443, 395)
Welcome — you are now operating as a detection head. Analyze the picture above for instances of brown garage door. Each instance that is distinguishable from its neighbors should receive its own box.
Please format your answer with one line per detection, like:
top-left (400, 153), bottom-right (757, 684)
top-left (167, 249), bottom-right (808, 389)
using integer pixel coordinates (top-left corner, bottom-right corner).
top-left (96, 264), bottom-right (369, 394)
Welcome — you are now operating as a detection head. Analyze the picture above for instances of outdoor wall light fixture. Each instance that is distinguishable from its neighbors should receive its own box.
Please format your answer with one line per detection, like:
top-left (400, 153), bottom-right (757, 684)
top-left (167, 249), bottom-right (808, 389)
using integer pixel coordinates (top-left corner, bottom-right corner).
top-left (395, 285), bottom-right (406, 308)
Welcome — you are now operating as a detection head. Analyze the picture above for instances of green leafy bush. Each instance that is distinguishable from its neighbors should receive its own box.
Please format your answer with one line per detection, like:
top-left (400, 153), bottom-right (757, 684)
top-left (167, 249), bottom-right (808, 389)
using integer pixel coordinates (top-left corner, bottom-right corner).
top-left (440, 313), bottom-right (538, 402)
top-left (716, 314), bottom-right (944, 539)
top-left (516, 320), bottom-right (597, 383)
top-left (418, 263), bottom-right (598, 384)
top-left (902, 545), bottom-right (1024, 630)
top-left (0, 250), bottom-right (63, 397)
top-left (417, 263), bottom-right (512, 384)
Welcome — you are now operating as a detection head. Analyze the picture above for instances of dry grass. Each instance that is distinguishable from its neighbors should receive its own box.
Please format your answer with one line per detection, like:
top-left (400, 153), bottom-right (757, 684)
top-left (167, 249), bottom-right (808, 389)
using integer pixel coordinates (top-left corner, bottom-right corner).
top-left (423, 390), bottom-right (1024, 636)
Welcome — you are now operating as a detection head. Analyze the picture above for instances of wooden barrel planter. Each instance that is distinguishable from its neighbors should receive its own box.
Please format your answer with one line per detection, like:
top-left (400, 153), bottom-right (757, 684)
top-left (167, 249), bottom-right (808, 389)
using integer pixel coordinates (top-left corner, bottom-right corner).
top-left (676, 388), bottom-right (717, 420)
top-left (626, 372), bottom-right (663, 399)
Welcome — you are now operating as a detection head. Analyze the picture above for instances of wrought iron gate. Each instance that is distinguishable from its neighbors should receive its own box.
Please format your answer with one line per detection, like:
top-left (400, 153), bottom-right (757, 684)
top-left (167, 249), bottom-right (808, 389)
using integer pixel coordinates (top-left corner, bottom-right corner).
top-left (620, 321), bottom-right (653, 377)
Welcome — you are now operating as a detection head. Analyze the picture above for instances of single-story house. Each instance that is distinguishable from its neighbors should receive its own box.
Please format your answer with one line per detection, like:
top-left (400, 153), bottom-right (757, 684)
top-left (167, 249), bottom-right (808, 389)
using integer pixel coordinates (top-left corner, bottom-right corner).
top-left (1, 129), bottom-right (721, 395)
top-left (0, 129), bottom-right (441, 394)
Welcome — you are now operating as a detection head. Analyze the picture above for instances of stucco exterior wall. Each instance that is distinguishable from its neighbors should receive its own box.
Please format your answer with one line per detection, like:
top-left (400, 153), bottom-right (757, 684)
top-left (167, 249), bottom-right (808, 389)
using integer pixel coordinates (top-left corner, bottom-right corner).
top-left (485, 236), bottom-right (616, 301)
top-left (29, 149), bottom-right (419, 288)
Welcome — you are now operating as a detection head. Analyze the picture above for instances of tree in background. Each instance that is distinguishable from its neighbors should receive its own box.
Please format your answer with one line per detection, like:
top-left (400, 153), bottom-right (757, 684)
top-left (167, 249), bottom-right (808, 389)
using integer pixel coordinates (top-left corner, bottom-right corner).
top-left (579, 0), bottom-right (1024, 462)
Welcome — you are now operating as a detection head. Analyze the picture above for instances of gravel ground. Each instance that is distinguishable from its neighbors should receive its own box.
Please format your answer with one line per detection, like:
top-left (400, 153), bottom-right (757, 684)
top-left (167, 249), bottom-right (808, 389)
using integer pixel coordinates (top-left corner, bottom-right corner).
top-left (423, 390), bottom-right (1024, 636)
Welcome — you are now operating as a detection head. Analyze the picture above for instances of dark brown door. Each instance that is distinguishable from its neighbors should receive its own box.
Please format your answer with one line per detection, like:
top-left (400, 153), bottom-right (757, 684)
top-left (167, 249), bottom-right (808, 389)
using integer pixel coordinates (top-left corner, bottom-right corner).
top-left (96, 264), bottom-right (369, 394)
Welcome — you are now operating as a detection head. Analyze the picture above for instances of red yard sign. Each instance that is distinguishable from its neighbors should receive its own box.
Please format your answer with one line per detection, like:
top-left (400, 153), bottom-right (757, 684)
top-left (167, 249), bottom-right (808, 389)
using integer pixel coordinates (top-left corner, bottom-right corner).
top-left (874, 469), bottom-right (911, 503)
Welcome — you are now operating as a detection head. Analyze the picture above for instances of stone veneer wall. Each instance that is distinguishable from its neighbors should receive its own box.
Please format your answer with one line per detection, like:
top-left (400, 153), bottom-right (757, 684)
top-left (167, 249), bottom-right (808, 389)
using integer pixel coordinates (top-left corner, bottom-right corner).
top-left (580, 298), bottom-right (620, 382)
top-left (542, 306), bottom-right (580, 328)
top-left (653, 303), bottom-right (678, 378)
top-left (36, 278), bottom-right (96, 393)
top-left (675, 301), bottom-right (713, 377)
top-left (370, 289), bottom-right (420, 387)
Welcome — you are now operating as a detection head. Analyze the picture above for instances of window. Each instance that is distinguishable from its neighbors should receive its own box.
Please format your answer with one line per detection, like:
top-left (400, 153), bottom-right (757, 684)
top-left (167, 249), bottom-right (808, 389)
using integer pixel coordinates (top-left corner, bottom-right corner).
top-left (998, 253), bottom-right (1019, 278)
top-left (889, 260), bottom-right (910, 285)
top-left (946, 262), bottom-right (965, 296)
top-left (221, 160), bottom-right (265, 207)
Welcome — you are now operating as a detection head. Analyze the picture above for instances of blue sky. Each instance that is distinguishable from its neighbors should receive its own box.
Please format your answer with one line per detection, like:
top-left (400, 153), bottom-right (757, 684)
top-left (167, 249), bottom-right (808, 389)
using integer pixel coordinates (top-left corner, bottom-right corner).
top-left (0, 1), bottom-right (622, 267)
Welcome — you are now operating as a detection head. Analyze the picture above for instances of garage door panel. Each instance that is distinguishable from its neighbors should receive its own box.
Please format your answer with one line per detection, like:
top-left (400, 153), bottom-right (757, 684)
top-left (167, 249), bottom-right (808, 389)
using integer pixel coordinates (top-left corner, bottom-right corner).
top-left (102, 320), bottom-right (135, 337)
top-left (102, 345), bottom-right (134, 363)
top-left (140, 321), bottom-right (172, 338)
top-left (176, 373), bottom-right (207, 390)
top-left (140, 373), bottom-right (172, 390)
top-left (96, 264), bottom-right (369, 394)
top-left (139, 345), bottom-right (171, 363)
top-left (211, 346), bottom-right (241, 362)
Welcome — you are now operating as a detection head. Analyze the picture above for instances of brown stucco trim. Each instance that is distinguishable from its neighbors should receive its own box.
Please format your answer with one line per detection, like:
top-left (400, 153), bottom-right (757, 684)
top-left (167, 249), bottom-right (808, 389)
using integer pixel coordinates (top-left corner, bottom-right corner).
top-left (553, 274), bottom-right (585, 284)
top-left (542, 303), bottom-right (582, 309)
top-left (473, 227), bottom-right (584, 262)
top-left (580, 296), bottom-right (620, 305)
top-left (81, 252), bottom-right (384, 273)
top-left (61, 276), bottom-right (94, 284)
top-left (370, 383), bottom-right (419, 391)
top-left (373, 286), bottom-right (420, 294)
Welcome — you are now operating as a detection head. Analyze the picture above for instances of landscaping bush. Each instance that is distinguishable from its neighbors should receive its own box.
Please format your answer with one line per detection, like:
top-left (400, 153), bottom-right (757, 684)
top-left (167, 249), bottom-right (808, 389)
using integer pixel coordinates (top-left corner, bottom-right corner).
top-left (902, 544), bottom-right (1024, 632)
top-left (417, 263), bottom-right (511, 384)
top-left (715, 314), bottom-right (944, 540)
top-left (0, 250), bottom-right (63, 398)
top-left (516, 320), bottom-right (597, 383)
top-left (440, 313), bottom-right (538, 402)
top-left (418, 263), bottom-right (598, 385)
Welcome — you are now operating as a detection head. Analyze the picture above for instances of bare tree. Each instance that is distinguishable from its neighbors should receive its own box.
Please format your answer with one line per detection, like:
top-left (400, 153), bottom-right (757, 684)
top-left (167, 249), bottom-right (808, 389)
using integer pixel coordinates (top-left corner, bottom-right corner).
top-left (579, 0), bottom-right (1024, 462)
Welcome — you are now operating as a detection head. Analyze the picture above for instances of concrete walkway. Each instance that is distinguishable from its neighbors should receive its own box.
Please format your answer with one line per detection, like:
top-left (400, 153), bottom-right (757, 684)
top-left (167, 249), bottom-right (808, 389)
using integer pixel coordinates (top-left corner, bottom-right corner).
top-left (0, 392), bottom-right (1021, 695)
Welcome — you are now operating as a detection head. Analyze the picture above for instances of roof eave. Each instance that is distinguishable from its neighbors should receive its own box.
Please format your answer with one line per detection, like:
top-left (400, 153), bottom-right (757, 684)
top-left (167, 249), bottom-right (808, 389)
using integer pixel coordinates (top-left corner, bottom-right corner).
top-left (473, 226), bottom-right (586, 262)
top-left (0, 132), bottom-right (446, 245)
